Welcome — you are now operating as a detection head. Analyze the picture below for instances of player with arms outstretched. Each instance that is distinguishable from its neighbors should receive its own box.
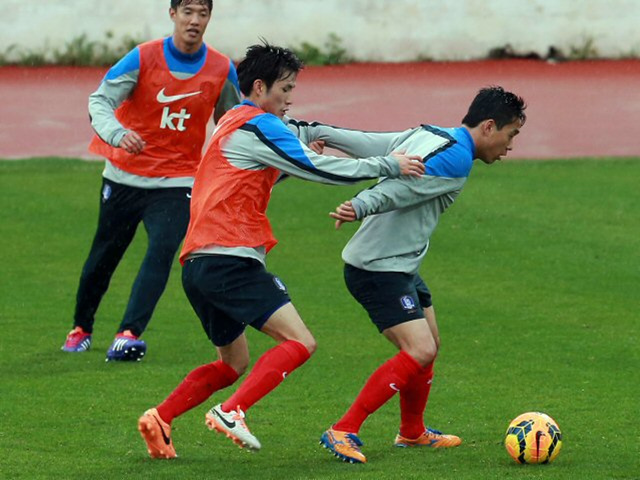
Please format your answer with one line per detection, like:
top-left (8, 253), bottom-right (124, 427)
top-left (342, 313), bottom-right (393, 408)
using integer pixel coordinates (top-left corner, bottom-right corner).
top-left (137, 42), bottom-right (425, 459)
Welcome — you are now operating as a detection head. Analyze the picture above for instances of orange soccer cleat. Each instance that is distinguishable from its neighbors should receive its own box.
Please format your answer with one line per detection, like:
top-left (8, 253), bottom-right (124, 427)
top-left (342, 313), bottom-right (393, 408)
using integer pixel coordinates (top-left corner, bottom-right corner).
top-left (394, 427), bottom-right (462, 448)
top-left (320, 428), bottom-right (367, 464)
top-left (138, 408), bottom-right (177, 459)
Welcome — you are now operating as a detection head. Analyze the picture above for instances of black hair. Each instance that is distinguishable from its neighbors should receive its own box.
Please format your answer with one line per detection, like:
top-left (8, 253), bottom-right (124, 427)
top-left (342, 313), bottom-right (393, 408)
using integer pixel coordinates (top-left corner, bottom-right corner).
top-left (170, 0), bottom-right (212, 12)
top-left (236, 42), bottom-right (304, 96)
top-left (461, 86), bottom-right (527, 129)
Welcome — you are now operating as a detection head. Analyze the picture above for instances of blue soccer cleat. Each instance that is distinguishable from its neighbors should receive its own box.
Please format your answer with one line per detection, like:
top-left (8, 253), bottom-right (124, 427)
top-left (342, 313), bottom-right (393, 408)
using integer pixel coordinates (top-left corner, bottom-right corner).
top-left (105, 330), bottom-right (147, 362)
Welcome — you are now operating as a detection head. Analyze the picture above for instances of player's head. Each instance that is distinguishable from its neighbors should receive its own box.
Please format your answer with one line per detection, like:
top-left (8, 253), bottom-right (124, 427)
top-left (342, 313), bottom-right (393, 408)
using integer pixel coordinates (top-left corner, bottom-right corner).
top-left (171, 0), bottom-right (212, 11)
top-left (462, 86), bottom-right (527, 164)
top-left (169, 0), bottom-right (213, 53)
top-left (237, 42), bottom-right (305, 119)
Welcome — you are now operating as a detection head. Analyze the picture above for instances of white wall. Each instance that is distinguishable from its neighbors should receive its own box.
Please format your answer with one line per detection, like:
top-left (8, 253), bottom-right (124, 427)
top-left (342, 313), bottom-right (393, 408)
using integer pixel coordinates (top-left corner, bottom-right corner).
top-left (2, 0), bottom-right (639, 61)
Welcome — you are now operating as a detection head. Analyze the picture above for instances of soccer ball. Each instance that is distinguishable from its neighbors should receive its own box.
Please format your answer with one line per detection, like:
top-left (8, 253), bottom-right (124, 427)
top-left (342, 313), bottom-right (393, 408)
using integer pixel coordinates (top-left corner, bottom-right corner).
top-left (504, 412), bottom-right (562, 464)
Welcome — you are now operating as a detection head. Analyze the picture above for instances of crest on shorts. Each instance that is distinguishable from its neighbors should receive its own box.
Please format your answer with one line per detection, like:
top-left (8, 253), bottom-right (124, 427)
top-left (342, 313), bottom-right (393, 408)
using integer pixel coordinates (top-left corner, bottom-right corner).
top-left (102, 184), bottom-right (112, 203)
top-left (273, 276), bottom-right (287, 292)
top-left (399, 295), bottom-right (416, 310)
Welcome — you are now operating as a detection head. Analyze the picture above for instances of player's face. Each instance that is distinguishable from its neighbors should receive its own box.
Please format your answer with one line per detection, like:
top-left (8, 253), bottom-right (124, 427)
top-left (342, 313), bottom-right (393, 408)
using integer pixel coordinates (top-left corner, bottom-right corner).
top-left (170, 2), bottom-right (211, 53)
top-left (259, 72), bottom-right (297, 119)
top-left (476, 118), bottom-right (523, 164)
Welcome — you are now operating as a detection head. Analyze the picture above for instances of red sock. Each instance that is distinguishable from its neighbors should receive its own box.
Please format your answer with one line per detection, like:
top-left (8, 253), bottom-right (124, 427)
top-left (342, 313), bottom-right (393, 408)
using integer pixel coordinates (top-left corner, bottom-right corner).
top-left (333, 351), bottom-right (422, 434)
top-left (399, 361), bottom-right (434, 439)
top-left (222, 340), bottom-right (310, 413)
top-left (156, 360), bottom-right (239, 423)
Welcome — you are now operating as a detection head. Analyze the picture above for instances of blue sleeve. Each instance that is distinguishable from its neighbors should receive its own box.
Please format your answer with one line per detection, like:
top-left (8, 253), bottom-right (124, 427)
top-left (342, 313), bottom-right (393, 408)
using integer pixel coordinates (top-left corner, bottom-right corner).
top-left (425, 145), bottom-right (473, 178)
top-left (104, 47), bottom-right (140, 81)
top-left (422, 127), bottom-right (473, 178)
top-left (227, 60), bottom-right (240, 92)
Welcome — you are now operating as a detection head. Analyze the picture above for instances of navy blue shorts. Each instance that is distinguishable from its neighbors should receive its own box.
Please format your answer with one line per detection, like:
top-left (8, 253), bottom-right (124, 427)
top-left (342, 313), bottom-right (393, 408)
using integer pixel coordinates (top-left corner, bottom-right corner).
top-left (182, 255), bottom-right (291, 347)
top-left (344, 263), bottom-right (432, 333)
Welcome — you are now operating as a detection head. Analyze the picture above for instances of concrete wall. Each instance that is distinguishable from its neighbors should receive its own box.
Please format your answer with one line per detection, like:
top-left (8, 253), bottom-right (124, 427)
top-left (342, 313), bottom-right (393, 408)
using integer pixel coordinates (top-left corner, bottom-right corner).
top-left (2, 0), bottom-right (638, 62)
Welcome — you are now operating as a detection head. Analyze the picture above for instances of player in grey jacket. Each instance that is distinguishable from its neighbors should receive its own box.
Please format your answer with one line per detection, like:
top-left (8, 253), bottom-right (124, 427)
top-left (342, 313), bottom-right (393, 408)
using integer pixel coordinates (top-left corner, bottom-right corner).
top-left (292, 86), bottom-right (527, 464)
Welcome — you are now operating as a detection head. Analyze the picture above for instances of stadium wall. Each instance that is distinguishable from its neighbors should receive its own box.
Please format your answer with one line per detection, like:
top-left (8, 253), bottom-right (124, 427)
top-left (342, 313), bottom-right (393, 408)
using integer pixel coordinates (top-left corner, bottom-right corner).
top-left (3, 0), bottom-right (638, 62)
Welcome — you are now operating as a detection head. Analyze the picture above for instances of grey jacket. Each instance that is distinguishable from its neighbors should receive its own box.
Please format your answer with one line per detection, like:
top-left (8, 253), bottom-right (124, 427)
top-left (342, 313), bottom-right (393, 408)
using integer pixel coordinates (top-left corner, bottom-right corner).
top-left (289, 121), bottom-right (476, 274)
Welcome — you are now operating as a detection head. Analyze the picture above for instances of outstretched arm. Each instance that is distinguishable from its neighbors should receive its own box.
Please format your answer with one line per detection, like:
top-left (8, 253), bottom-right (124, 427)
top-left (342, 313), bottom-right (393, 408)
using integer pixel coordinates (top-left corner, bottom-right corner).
top-left (288, 119), bottom-right (402, 158)
top-left (244, 115), bottom-right (424, 184)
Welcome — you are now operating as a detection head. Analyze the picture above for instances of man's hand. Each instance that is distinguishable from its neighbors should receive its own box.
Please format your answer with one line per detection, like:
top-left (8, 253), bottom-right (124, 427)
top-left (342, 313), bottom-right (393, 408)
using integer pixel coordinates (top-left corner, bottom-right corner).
top-left (119, 131), bottom-right (146, 154)
top-left (392, 150), bottom-right (424, 177)
top-left (329, 200), bottom-right (357, 229)
top-left (309, 140), bottom-right (325, 154)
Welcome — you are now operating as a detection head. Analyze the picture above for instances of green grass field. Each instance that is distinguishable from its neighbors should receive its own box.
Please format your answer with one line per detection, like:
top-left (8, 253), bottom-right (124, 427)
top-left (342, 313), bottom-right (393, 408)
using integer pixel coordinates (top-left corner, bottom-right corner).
top-left (1, 158), bottom-right (639, 479)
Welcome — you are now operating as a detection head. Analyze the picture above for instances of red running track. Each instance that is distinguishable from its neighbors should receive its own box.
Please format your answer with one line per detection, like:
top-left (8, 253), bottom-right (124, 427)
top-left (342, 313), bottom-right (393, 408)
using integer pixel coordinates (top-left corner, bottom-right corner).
top-left (0, 60), bottom-right (639, 159)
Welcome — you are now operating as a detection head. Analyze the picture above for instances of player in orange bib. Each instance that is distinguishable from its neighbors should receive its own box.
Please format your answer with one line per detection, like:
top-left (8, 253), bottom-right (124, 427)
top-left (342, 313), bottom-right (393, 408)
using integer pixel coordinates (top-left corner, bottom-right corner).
top-left (137, 42), bottom-right (426, 459)
top-left (61, 0), bottom-right (240, 362)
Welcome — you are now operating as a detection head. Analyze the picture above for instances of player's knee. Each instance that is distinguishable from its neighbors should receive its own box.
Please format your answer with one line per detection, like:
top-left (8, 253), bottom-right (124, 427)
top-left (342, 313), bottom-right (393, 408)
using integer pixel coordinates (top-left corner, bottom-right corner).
top-left (298, 334), bottom-right (317, 356)
top-left (227, 358), bottom-right (249, 376)
top-left (148, 238), bottom-right (180, 260)
top-left (407, 342), bottom-right (438, 367)
top-left (282, 326), bottom-right (316, 356)
top-left (218, 350), bottom-right (250, 376)
top-left (235, 362), bottom-right (249, 376)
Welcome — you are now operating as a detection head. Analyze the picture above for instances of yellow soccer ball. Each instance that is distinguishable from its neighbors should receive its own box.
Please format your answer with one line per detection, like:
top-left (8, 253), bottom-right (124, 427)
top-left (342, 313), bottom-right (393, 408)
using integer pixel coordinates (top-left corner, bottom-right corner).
top-left (504, 412), bottom-right (562, 464)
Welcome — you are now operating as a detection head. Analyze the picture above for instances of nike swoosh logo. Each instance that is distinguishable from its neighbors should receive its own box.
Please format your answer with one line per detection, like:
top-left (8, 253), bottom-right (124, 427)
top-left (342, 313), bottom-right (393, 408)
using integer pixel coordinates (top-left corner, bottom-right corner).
top-left (153, 416), bottom-right (172, 445)
top-left (389, 383), bottom-right (400, 392)
top-left (213, 409), bottom-right (236, 429)
top-left (186, 193), bottom-right (192, 199)
top-left (156, 88), bottom-right (202, 104)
